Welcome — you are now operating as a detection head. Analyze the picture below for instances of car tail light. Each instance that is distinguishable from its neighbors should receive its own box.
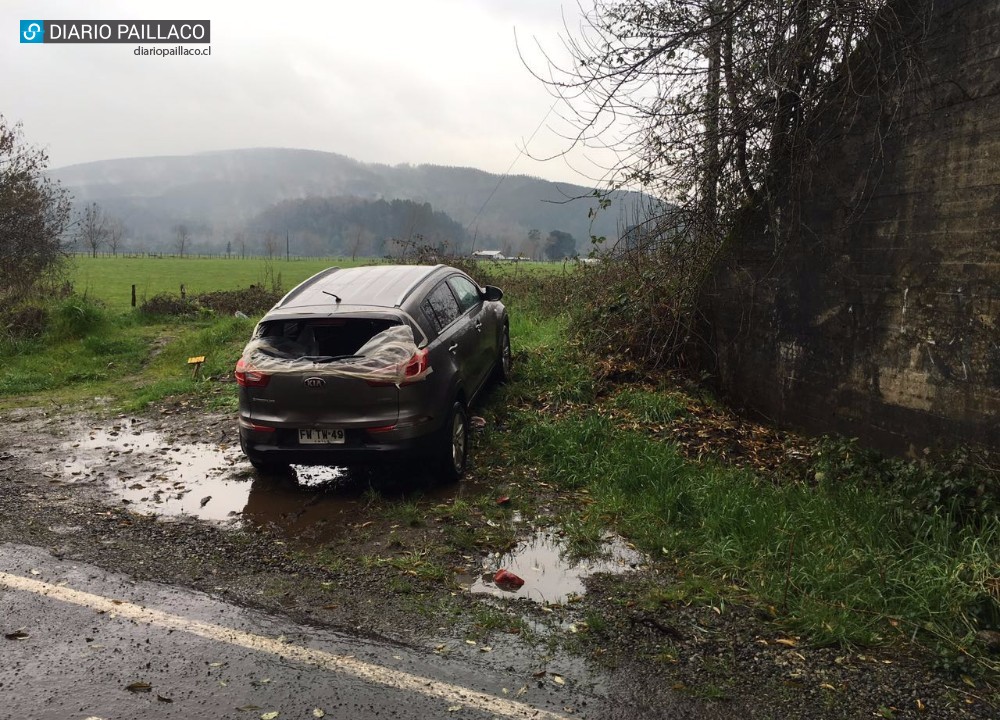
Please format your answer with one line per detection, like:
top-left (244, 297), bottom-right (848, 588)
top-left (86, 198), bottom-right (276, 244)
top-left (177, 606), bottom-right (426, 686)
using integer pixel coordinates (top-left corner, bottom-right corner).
top-left (235, 358), bottom-right (271, 387)
top-left (403, 348), bottom-right (429, 382)
top-left (366, 348), bottom-right (430, 387)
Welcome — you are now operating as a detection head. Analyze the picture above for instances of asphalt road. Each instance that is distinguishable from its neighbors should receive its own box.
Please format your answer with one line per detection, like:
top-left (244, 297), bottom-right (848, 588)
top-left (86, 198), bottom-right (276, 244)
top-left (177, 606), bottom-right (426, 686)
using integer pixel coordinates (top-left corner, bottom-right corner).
top-left (0, 544), bottom-right (600, 720)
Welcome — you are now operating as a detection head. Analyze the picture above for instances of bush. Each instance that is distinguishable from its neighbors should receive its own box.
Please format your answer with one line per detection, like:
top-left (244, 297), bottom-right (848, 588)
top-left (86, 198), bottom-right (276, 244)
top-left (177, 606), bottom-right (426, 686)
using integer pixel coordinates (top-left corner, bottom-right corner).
top-left (812, 437), bottom-right (1000, 533)
top-left (48, 296), bottom-right (108, 340)
top-left (139, 293), bottom-right (199, 317)
top-left (1, 303), bottom-right (48, 340)
top-left (195, 285), bottom-right (283, 316)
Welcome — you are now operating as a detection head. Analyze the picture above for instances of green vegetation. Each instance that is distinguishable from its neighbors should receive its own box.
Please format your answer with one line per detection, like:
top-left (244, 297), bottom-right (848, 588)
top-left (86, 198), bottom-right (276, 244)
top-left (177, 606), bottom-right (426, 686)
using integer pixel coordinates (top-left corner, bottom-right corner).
top-left (70, 255), bottom-right (373, 311)
top-left (1, 255), bottom-right (996, 675)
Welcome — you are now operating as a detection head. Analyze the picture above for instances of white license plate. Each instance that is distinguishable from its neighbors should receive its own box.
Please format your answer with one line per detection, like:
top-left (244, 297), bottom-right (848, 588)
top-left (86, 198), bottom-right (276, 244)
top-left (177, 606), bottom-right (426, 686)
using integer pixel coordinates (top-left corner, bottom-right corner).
top-left (298, 428), bottom-right (345, 444)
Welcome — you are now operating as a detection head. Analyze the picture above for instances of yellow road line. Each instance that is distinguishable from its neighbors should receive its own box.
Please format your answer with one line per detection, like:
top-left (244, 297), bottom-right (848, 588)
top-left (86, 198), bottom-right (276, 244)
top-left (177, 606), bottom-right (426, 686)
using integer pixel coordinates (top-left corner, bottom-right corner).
top-left (0, 571), bottom-right (571, 720)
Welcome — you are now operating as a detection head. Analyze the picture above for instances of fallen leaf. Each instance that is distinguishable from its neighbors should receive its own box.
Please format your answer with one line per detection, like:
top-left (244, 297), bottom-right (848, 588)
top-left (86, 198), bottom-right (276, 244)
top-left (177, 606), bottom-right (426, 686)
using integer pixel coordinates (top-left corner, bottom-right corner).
top-left (261, 712), bottom-right (280, 720)
top-left (915, 698), bottom-right (926, 712)
top-left (126, 681), bottom-right (152, 693)
top-left (5, 629), bottom-right (29, 640)
top-left (775, 638), bottom-right (798, 647)
top-left (157, 695), bottom-right (173, 703)
top-left (313, 710), bottom-right (325, 718)
top-left (447, 705), bottom-right (462, 712)
top-left (552, 675), bottom-right (565, 686)
top-left (961, 675), bottom-right (976, 688)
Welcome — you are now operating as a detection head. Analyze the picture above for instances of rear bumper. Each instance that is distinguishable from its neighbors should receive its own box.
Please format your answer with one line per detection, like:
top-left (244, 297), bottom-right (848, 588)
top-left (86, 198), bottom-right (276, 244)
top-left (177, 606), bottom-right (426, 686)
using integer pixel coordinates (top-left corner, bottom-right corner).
top-left (239, 420), bottom-right (441, 467)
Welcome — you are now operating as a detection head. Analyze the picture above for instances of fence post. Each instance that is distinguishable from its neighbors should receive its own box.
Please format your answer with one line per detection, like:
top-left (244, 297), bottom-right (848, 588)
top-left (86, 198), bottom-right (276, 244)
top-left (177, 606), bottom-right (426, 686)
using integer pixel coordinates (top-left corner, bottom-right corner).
top-left (131, 285), bottom-right (136, 308)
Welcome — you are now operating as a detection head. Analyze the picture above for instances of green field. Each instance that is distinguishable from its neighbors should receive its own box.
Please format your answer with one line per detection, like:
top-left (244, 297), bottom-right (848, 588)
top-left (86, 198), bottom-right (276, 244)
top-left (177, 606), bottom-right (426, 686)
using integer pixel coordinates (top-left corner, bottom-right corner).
top-left (69, 255), bottom-right (565, 311)
top-left (70, 256), bottom-right (366, 311)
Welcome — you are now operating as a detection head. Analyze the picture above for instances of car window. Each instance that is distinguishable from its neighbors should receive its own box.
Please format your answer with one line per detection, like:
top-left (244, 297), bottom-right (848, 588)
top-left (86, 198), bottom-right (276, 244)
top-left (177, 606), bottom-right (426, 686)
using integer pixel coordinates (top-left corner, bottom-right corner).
top-left (421, 281), bottom-right (462, 333)
top-left (448, 276), bottom-right (481, 313)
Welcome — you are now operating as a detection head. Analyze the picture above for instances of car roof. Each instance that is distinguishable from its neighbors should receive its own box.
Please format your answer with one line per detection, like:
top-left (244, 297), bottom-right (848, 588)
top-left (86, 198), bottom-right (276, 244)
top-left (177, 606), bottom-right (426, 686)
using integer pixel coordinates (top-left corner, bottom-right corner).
top-left (273, 264), bottom-right (451, 311)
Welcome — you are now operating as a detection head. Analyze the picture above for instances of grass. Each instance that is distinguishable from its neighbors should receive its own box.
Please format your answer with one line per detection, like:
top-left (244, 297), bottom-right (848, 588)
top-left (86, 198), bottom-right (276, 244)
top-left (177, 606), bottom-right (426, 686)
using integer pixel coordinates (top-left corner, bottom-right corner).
top-left (3, 256), bottom-right (997, 674)
top-left (70, 255), bottom-right (373, 311)
top-left (496, 408), bottom-right (1000, 655)
top-left (478, 294), bottom-right (1000, 670)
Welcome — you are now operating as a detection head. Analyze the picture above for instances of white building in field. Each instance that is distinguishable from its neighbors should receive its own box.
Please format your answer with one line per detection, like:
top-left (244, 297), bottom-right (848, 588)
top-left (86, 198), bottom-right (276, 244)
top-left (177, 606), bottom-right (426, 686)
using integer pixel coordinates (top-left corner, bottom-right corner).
top-left (471, 250), bottom-right (505, 260)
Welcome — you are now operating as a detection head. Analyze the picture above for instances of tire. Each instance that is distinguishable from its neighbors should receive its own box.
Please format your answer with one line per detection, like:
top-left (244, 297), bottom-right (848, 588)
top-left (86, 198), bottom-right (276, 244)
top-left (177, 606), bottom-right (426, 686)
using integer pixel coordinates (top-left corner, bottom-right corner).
top-left (248, 457), bottom-right (290, 475)
top-left (493, 322), bottom-right (512, 384)
top-left (438, 400), bottom-right (469, 482)
top-left (241, 435), bottom-right (289, 475)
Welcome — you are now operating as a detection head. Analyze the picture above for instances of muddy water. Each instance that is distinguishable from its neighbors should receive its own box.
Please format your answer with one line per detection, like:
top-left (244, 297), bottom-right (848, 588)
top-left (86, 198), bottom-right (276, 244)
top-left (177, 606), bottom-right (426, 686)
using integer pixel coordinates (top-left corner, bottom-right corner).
top-left (51, 419), bottom-right (486, 543)
top-left (52, 420), bottom-right (641, 603)
top-left (471, 530), bottom-right (644, 605)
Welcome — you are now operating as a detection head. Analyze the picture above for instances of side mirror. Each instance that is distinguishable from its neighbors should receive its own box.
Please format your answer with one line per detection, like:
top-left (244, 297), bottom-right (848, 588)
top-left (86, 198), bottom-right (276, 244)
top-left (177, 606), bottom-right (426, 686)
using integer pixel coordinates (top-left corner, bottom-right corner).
top-left (482, 285), bottom-right (504, 302)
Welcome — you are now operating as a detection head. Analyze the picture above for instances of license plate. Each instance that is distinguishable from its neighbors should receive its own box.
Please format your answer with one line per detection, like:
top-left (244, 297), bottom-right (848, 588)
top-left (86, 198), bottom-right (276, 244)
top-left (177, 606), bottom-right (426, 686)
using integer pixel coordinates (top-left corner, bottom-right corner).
top-left (298, 428), bottom-right (345, 444)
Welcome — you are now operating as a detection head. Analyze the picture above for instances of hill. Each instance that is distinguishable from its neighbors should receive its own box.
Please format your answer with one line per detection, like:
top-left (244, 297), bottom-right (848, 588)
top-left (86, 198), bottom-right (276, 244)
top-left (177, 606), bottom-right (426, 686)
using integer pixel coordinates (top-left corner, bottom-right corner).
top-left (51, 148), bottom-right (645, 256)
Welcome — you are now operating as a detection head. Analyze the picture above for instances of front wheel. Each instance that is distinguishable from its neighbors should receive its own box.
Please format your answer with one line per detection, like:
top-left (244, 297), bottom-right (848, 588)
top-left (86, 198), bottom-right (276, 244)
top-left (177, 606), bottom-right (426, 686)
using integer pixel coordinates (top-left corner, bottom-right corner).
top-left (493, 323), bottom-right (511, 383)
top-left (438, 401), bottom-right (469, 482)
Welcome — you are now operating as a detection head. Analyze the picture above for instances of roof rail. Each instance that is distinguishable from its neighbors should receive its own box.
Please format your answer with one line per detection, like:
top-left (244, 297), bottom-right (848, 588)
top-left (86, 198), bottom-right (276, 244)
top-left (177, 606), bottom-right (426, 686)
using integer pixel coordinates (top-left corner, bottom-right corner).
top-left (393, 264), bottom-right (445, 307)
top-left (275, 266), bottom-right (341, 308)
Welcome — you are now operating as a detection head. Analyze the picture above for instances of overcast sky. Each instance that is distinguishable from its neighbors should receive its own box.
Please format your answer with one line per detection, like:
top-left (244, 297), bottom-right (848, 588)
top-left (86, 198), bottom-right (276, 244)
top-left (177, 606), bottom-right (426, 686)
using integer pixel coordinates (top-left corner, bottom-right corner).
top-left (2, 0), bottom-right (616, 186)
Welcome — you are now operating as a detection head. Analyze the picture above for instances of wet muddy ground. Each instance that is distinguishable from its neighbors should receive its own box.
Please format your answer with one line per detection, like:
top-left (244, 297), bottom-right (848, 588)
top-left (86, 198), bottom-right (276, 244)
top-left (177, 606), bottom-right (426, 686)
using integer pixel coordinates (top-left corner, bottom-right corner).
top-left (0, 404), bottom-right (995, 719)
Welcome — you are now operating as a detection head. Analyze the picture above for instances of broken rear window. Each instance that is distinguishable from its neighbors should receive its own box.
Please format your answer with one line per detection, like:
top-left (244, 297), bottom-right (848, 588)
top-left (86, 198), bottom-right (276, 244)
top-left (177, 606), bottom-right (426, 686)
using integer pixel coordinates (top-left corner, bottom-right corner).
top-left (254, 317), bottom-right (398, 360)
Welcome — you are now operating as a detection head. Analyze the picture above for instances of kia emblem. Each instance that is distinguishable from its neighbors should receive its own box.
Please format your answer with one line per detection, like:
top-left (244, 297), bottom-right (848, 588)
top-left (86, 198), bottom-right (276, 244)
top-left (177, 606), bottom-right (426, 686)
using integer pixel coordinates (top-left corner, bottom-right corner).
top-left (304, 377), bottom-right (326, 388)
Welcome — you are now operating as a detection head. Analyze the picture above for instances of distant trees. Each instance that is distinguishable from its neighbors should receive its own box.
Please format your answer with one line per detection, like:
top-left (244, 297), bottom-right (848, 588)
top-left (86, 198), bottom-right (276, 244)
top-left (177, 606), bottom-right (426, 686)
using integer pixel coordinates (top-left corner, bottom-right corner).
top-left (0, 116), bottom-right (72, 300)
top-left (544, 230), bottom-right (577, 260)
top-left (107, 218), bottom-right (126, 256)
top-left (173, 224), bottom-right (191, 256)
top-left (76, 203), bottom-right (108, 258)
top-left (249, 197), bottom-right (469, 257)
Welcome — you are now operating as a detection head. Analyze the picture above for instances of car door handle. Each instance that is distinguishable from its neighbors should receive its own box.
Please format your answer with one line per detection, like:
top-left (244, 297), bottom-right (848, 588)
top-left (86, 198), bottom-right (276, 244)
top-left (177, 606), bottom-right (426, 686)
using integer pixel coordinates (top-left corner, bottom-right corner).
top-left (448, 343), bottom-right (459, 354)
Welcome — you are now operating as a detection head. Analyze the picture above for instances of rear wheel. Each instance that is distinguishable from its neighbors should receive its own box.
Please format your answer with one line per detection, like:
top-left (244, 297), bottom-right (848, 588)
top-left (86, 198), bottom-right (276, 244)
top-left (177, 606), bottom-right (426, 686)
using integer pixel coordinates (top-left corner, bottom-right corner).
top-left (438, 401), bottom-right (469, 482)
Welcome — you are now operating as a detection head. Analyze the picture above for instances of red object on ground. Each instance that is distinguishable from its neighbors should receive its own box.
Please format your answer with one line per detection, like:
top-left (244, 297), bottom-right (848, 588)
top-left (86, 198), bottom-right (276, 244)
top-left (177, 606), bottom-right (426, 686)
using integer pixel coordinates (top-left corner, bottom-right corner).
top-left (496, 495), bottom-right (511, 506)
top-left (493, 569), bottom-right (525, 590)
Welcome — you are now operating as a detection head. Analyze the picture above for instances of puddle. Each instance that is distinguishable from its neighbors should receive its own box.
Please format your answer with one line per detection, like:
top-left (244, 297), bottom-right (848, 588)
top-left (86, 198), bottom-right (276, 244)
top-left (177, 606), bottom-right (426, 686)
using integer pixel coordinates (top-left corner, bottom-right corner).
top-left (56, 420), bottom-right (250, 522)
top-left (52, 419), bottom-right (488, 543)
top-left (470, 530), bottom-right (645, 605)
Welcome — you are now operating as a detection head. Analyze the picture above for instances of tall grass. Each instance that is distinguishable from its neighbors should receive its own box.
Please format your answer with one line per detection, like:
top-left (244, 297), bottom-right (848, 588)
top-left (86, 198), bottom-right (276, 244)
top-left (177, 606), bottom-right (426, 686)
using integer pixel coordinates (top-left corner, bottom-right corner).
top-left (481, 290), bottom-right (999, 667)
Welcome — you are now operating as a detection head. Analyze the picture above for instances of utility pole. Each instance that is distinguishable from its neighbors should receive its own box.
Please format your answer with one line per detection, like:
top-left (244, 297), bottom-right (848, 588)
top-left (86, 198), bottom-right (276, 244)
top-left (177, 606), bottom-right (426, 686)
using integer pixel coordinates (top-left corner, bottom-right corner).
top-left (286, 230), bottom-right (289, 261)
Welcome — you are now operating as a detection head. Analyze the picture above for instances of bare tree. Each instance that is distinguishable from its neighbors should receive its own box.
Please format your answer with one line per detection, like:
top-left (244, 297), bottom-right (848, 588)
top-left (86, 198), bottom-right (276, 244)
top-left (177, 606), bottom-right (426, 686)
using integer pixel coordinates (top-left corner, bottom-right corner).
top-left (173, 224), bottom-right (191, 257)
top-left (0, 116), bottom-right (72, 300)
top-left (533, 1), bottom-right (923, 235)
top-left (77, 202), bottom-right (108, 258)
top-left (263, 232), bottom-right (280, 259)
top-left (527, 0), bottom-right (926, 365)
top-left (107, 218), bottom-right (126, 256)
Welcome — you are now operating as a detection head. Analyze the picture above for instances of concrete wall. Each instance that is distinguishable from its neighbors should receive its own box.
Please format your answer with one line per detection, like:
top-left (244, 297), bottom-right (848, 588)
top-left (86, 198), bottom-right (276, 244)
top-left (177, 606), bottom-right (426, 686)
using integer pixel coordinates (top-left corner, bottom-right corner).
top-left (701, 0), bottom-right (1000, 453)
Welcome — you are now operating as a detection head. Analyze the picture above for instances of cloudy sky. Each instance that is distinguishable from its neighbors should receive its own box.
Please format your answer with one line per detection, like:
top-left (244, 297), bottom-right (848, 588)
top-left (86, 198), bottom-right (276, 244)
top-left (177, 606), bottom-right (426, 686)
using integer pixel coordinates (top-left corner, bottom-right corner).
top-left (2, 0), bottom-right (616, 186)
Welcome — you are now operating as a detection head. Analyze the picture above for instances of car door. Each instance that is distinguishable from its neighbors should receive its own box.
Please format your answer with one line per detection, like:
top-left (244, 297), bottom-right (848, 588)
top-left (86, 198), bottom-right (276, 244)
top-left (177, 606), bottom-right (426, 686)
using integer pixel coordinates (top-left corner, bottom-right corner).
top-left (420, 280), bottom-right (479, 396)
top-left (447, 274), bottom-right (497, 393)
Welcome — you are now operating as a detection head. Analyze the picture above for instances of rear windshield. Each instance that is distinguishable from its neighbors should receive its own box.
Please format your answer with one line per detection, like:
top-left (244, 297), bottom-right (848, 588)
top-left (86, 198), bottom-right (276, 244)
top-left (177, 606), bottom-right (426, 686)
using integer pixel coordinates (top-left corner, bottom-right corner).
top-left (255, 318), bottom-right (399, 360)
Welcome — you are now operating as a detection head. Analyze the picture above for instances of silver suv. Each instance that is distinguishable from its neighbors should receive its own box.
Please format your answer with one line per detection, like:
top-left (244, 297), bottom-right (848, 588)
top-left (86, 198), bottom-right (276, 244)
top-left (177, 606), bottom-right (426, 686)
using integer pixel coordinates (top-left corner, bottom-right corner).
top-left (235, 264), bottom-right (509, 480)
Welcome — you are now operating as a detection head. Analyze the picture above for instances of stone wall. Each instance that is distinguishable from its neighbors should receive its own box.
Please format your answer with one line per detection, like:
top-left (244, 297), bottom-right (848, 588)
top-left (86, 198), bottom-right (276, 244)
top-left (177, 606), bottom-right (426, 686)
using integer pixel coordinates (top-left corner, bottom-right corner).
top-left (701, 0), bottom-right (1000, 453)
